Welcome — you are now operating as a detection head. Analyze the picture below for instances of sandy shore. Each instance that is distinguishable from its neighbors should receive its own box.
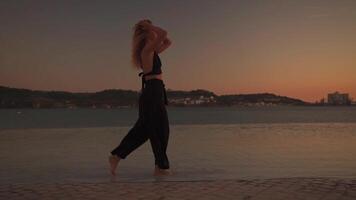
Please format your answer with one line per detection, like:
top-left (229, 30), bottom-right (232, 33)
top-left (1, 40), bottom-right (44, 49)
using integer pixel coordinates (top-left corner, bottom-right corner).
top-left (2, 177), bottom-right (356, 200)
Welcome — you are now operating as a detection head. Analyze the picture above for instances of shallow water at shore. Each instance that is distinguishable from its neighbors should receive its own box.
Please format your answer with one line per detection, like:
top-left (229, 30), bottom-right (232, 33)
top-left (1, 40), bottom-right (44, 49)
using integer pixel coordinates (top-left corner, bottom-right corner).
top-left (1, 123), bottom-right (356, 184)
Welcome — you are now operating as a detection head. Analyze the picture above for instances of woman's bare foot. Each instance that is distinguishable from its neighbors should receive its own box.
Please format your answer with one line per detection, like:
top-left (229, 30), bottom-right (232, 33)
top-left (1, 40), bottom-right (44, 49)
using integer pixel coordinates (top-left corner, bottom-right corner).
top-left (108, 154), bottom-right (121, 175)
top-left (153, 165), bottom-right (172, 176)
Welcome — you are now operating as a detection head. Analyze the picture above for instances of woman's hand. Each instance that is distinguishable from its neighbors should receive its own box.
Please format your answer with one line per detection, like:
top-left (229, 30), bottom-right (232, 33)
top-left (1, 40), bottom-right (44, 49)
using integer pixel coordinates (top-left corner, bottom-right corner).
top-left (156, 37), bottom-right (172, 53)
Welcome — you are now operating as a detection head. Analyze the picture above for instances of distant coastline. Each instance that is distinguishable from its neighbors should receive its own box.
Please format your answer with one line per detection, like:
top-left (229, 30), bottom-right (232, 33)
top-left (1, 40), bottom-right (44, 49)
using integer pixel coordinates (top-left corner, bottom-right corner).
top-left (0, 85), bottom-right (353, 109)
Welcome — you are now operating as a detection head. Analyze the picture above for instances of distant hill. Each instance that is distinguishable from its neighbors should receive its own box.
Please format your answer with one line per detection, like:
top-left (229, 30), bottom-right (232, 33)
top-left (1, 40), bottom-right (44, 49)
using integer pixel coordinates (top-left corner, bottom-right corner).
top-left (217, 93), bottom-right (307, 106)
top-left (0, 86), bottom-right (138, 108)
top-left (0, 85), bottom-right (308, 108)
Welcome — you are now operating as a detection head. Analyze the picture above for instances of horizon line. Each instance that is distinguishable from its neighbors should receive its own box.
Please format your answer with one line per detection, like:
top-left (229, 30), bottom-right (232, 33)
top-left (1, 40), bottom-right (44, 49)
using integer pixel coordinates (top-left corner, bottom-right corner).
top-left (3, 84), bottom-right (352, 104)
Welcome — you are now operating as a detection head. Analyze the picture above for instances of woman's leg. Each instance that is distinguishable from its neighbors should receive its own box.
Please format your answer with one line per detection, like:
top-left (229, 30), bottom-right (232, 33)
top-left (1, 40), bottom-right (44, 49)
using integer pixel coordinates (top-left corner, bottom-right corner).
top-left (149, 100), bottom-right (170, 170)
top-left (160, 105), bottom-right (170, 156)
top-left (110, 94), bottom-right (149, 159)
top-left (110, 116), bottom-right (149, 159)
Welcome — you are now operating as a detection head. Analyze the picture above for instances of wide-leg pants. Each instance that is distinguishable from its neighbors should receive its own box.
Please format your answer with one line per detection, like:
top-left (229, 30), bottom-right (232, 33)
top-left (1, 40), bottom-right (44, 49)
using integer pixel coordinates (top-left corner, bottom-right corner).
top-left (110, 79), bottom-right (170, 169)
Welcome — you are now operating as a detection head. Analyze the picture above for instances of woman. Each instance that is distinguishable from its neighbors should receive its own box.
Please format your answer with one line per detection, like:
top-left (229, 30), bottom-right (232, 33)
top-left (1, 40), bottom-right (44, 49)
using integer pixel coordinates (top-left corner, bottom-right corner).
top-left (109, 19), bottom-right (172, 176)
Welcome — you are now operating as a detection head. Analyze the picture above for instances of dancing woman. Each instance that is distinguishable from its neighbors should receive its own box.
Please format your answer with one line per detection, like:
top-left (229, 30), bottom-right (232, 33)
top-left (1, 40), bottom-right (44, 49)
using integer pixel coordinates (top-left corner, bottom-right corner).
top-left (109, 19), bottom-right (172, 176)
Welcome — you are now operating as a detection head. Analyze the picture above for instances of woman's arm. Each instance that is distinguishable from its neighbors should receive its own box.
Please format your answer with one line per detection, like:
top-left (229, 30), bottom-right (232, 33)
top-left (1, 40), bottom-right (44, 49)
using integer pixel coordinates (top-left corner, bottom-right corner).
top-left (143, 25), bottom-right (167, 53)
top-left (156, 37), bottom-right (172, 54)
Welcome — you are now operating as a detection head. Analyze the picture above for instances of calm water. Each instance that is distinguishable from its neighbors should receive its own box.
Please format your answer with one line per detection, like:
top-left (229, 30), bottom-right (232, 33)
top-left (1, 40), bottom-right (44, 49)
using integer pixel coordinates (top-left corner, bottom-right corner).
top-left (0, 106), bottom-right (356, 184)
top-left (1, 106), bottom-right (356, 129)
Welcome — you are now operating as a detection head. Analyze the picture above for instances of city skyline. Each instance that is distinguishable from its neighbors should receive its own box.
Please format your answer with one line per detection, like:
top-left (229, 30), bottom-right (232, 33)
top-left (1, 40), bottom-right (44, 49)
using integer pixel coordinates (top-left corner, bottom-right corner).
top-left (1, 0), bottom-right (355, 102)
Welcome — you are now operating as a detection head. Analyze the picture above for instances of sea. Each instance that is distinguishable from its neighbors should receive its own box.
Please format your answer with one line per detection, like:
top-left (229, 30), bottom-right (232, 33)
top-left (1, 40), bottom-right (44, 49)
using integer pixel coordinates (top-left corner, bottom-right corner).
top-left (1, 106), bottom-right (356, 184)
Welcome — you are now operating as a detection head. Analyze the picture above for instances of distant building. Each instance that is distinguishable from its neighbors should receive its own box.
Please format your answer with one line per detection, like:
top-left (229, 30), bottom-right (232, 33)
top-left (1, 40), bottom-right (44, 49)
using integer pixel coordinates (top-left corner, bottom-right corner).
top-left (169, 95), bottom-right (216, 106)
top-left (327, 92), bottom-right (351, 105)
top-left (351, 99), bottom-right (356, 105)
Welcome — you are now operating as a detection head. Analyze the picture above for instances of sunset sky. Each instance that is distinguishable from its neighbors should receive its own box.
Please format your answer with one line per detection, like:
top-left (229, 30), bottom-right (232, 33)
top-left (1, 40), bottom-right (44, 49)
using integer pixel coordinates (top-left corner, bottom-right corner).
top-left (0, 0), bottom-right (355, 102)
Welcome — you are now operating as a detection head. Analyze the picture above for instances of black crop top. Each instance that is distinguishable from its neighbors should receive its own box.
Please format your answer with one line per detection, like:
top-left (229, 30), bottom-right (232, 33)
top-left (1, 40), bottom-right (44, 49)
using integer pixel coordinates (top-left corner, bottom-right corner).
top-left (138, 51), bottom-right (162, 77)
top-left (138, 51), bottom-right (168, 105)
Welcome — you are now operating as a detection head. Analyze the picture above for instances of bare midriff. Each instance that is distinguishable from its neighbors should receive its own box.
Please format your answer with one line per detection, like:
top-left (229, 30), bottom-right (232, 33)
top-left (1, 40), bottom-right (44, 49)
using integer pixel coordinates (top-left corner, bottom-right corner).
top-left (144, 74), bottom-right (163, 81)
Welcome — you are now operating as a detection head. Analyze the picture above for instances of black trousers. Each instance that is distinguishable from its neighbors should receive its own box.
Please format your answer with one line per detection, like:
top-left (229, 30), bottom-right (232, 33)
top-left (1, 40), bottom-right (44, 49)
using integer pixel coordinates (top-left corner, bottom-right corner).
top-left (111, 79), bottom-right (170, 169)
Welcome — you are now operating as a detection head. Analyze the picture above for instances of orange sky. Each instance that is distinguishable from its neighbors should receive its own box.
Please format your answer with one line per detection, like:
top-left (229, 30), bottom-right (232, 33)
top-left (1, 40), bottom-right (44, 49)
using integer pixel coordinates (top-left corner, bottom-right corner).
top-left (0, 1), bottom-right (355, 102)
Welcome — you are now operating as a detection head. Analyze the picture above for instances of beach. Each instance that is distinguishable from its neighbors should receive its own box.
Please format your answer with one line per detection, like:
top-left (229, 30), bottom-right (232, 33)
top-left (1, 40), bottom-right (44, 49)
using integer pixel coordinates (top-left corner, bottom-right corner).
top-left (1, 107), bottom-right (356, 199)
top-left (2, 0), bottom-right (356, 198)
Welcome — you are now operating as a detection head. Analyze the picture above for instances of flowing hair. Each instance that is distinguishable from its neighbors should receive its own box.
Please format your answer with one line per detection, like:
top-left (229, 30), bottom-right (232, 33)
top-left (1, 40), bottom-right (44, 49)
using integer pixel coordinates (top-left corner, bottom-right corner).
top-left (131, 19), bottom-right (152, 69)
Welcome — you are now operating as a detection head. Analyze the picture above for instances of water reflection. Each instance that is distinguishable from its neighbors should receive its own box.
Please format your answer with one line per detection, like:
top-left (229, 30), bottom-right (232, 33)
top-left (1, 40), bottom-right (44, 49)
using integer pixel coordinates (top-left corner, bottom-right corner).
top-left (1, 123), bottom-right (356, 184)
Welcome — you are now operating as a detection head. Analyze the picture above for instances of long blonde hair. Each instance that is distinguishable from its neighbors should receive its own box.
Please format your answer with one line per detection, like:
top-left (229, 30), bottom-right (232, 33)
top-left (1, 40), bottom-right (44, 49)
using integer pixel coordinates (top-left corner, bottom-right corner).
top-left (131, 19), bottom-right (152, 69)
